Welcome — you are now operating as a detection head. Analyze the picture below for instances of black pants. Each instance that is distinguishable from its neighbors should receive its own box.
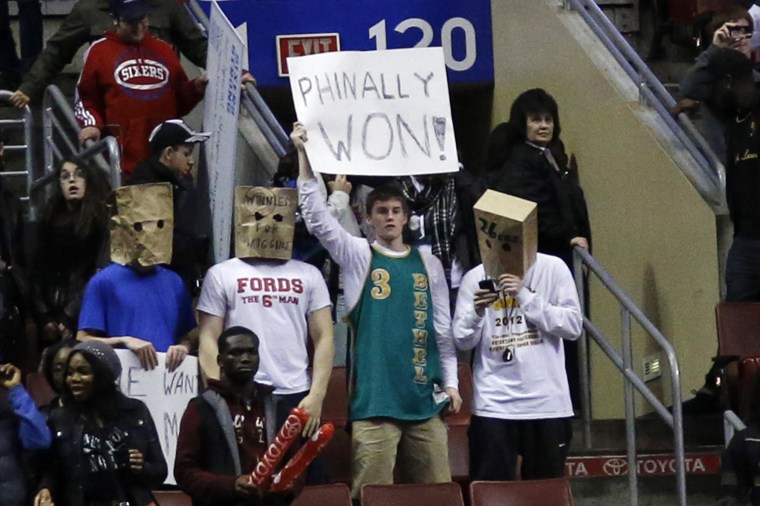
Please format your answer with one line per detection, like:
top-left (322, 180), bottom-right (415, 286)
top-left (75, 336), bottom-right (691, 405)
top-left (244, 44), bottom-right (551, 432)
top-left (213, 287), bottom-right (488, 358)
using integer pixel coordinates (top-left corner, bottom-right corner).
top-left (468, 416), bottom-right (572, 481)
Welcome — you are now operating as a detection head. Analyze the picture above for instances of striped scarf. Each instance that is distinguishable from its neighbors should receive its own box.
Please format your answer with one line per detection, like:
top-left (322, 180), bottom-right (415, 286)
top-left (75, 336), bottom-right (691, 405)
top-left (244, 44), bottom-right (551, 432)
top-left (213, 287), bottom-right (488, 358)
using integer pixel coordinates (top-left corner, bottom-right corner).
top-left (399, 176), bottom-right (457, 282)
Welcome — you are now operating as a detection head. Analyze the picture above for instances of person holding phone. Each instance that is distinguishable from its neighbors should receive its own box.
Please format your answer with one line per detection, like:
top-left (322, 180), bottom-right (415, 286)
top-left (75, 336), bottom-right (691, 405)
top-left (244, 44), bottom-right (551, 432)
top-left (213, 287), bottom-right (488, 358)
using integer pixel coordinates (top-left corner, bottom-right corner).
top-left (452, 254), bottom-right (582, 481)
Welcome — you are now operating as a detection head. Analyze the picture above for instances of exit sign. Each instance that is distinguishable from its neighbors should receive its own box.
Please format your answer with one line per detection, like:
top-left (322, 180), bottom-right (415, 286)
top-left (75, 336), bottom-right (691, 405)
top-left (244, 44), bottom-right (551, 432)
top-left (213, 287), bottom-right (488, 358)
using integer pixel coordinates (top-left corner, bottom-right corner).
top-left (276, 33), bottom-right (341, 76)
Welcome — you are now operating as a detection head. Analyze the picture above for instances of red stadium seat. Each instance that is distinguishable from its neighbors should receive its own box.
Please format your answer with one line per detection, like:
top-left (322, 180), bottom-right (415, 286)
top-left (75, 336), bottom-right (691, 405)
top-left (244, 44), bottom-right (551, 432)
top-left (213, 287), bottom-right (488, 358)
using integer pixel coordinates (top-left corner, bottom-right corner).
top-left (469, 478), bottom-right (574, 506)
top-left (716, 302), bottom-right (760, 358)
top-left (322, 366), bottom-right (349, 428)
top-left (152, 490), bottom-right (192, 506)
top-left (361, 483), bottom-right (464, 506)
top-left (444, 362), bottom-right (473, 428)
top-left (715, 302), bottom-right (760, 415)
top-left (319, 366), bottom-right (352, 483)
top-left (292, 483), bottom-right (352, 506)
top-left (448, 425), bottom-right (469, 483)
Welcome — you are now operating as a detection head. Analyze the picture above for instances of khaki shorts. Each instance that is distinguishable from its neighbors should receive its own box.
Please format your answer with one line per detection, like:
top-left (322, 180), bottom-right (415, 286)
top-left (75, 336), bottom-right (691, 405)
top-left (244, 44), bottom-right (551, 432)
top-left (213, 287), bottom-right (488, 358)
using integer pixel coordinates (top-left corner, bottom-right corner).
top-left (351, 416), bottom-right (451, 498)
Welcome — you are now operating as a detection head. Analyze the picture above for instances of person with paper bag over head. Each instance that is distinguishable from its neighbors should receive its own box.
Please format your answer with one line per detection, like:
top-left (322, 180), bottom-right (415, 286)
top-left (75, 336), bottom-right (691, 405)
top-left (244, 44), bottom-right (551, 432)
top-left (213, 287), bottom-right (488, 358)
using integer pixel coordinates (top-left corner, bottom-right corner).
top-left (77, 183), bottom-right (197, 371)
top-left (452, 190), bottom-right (582, 481)
top-left (196, 186), bottom-right (334, 483)
top-left (129, 119), bottom-right (211, 296)
top-left (292, 122), bottom-right (461, 499)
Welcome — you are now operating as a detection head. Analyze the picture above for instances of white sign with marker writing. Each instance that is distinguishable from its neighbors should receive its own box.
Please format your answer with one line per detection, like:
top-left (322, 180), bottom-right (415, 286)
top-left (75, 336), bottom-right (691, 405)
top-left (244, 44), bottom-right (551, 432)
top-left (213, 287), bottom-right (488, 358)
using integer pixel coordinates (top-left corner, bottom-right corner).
top-left (116, 350), bottom-right (199, 485)
top-left (288, 47), bottom-right (458, 176)
top-left (203, 0), bottom-right (244, 262)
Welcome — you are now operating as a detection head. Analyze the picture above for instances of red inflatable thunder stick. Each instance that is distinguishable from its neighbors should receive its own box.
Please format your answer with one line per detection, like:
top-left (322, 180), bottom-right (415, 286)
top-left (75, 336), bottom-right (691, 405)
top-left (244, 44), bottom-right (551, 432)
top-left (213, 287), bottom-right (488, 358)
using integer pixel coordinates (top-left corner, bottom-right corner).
top-left (270, 423), bottom-right (335, 492)
top-left (250, 407), bottom-right (309, 487)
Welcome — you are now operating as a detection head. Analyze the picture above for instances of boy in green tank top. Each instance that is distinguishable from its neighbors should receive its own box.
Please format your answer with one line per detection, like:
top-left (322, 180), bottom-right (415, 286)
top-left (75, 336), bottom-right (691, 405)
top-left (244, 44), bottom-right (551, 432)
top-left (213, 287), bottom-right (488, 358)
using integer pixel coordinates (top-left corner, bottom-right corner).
top-left (292, 123), bottom-right (462, 499)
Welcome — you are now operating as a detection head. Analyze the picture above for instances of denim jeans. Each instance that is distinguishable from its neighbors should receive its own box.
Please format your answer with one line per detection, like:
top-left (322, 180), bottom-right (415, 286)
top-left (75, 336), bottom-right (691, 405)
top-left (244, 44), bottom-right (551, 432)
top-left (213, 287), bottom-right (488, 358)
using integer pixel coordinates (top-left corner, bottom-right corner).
top-left (725, 236), bottom-right (760, 302)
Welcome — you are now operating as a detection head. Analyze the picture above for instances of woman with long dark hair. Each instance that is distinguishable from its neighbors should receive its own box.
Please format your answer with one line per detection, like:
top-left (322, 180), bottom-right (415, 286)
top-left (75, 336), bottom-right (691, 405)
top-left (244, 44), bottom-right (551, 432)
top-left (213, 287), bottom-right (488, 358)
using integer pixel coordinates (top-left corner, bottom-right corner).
top-left (31, 159), bottom-right (109, 347)
top-left (488, 88), bottom-right (591, 267)
top-left (488, 89), bottom-right (591, 411)
top-left (34, 340), bottom-right (166, 506)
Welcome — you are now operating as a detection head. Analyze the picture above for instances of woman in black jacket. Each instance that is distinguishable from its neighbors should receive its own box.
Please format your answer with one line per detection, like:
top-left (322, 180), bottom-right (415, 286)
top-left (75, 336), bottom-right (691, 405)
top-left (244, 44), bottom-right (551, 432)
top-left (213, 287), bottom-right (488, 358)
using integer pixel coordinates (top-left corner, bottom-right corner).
top-left (488, 89), bottom-right (591, 411)
top-left (34, 341), bottom-right (166, 506)
top-left (31, 159), bottom-right (109, 348)
top-left (488, 88), bottom-right (591, 267)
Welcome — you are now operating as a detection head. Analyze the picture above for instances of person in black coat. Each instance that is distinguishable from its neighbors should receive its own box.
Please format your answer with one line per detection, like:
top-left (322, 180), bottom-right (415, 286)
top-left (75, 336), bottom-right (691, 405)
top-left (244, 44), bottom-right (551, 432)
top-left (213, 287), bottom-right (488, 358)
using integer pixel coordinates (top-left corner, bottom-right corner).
top-left (31, 158), bottom-right (109, 348)
top-left (487, 89), bottom-right (592, 411)
top-left (34, 340), bottom-right (166, 506)
top-left (488, 88), bottom-right (591, 267)
top-left (129, 119), bottom-right (210, 296)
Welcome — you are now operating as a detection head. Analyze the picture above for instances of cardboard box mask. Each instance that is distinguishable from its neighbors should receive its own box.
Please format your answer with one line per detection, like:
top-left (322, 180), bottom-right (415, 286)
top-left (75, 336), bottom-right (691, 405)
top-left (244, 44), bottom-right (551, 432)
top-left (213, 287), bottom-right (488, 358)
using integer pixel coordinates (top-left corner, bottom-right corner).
top-left (473, 190), bottom-right (537, 278)
top-left (234, 187), bottom-right (297, 260)
top-left (109, 183), bottom-right (173, 267)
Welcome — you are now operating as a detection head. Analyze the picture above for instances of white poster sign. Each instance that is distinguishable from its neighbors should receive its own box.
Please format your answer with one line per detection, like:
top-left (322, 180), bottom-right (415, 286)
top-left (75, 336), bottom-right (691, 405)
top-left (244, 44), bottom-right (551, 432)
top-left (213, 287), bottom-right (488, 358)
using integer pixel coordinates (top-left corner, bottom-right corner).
top-left (288, 47), bottom-right (458, 176)
top-left (203, 1), bottom-right (244, 262)
top-left (116, 351), bottom-right (199, 486)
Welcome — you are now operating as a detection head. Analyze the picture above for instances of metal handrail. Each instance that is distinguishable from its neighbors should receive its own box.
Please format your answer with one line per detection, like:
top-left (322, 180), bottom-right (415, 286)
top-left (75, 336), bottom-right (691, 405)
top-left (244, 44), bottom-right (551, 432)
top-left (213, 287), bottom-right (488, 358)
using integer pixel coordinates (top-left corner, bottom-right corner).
top-left (39, 84), bottom-right (122, 203)
top-left (574, 246), bottom-right (686, 506)
top-left (186, 0), bottom-right (289, 157)
top-left (562, 0), bottom-right (726, 209)
top-left (30, 137), bottom-right (123, 194)
top-left (0, 90), bottom-right (35, 216)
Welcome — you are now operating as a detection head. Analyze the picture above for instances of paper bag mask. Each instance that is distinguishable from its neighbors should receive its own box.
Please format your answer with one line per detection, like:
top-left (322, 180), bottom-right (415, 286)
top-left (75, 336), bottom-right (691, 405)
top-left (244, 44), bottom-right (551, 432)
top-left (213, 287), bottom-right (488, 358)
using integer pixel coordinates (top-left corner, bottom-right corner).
top-left (473, 190), bottom-right (537, 278)
top-left (109, 183), bottom-right (173, 267)
top-left (234, 187), bottom-right (297, 260)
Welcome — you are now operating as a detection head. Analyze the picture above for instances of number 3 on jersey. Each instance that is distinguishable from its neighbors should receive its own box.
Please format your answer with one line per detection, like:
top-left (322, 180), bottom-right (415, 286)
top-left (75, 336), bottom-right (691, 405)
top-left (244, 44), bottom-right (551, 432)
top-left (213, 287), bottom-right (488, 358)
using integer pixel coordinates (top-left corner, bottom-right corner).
top-left (370, 268), bottom-right (391, 300)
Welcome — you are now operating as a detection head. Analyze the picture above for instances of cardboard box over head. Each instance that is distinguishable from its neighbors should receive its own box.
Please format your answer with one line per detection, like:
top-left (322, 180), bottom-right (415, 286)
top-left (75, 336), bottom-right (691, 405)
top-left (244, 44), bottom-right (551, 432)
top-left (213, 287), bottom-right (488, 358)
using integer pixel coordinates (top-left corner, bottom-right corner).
top-left (474, 190), bottom-right (537, 279)
top-left (109, 183), bottom-right (173, 267)
top-left (235, 187), bottom-right (297, 260)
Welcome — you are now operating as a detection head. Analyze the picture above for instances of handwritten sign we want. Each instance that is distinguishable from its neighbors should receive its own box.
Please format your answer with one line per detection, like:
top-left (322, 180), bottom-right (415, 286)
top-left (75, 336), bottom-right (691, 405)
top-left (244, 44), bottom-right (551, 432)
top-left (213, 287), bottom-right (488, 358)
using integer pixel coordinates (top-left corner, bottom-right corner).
top-left (116, 351), bottom-right (198, 485)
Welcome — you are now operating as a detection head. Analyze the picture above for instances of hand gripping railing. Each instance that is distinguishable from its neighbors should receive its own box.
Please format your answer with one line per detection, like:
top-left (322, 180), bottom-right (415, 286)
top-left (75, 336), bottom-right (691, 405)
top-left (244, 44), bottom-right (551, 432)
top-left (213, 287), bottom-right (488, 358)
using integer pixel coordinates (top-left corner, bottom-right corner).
top-left (185, 0), bottom-right (289, 157)
top-left (0, 90), bottom-right (35, 216)
top-left (41, 84), bottom-right (122, 189)
top-left (574, 246), bottom-right (686, 506)
top-left (562, 0), bottom-right (726, 210)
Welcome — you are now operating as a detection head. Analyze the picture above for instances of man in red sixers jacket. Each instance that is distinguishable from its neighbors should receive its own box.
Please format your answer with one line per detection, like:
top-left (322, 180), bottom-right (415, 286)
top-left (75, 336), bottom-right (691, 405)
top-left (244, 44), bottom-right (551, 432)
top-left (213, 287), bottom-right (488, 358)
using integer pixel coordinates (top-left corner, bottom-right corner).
top-left (74, 0), bottom-right (207, 177)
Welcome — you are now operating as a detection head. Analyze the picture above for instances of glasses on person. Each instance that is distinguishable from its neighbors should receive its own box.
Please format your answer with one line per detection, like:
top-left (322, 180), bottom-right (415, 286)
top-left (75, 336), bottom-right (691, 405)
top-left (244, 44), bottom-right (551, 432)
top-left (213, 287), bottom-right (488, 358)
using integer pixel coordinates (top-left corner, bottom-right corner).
top-left (59, 169), bottom-right (85, 181)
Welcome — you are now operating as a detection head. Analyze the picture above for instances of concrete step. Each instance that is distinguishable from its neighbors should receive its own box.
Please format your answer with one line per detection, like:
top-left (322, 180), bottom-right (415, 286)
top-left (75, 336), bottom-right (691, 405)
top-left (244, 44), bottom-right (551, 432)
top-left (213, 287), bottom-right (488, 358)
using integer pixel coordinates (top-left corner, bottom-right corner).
top-left (571, 413), bottom-right (724, 452)
top-left (567, 416), bottom-right (726, 504)
top-left (570, 473), bottom-right (723, 505)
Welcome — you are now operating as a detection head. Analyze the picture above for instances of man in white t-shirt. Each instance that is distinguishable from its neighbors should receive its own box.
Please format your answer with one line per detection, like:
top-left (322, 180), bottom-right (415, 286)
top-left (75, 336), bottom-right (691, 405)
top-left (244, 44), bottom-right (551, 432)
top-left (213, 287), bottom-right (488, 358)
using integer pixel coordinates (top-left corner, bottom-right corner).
top-left (452, 254), bottom-right (582, 481)
top-left (197, 201), bottom-right (334, 484)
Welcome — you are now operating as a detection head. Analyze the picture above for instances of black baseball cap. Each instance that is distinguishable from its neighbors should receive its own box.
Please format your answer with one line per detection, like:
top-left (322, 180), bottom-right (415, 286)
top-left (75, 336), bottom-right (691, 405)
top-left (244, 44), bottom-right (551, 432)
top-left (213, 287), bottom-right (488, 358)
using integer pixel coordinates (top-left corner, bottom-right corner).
top-left (149, 119), bottom-right (211, 153)
top-left (110, 0), bottom-right (152, 21)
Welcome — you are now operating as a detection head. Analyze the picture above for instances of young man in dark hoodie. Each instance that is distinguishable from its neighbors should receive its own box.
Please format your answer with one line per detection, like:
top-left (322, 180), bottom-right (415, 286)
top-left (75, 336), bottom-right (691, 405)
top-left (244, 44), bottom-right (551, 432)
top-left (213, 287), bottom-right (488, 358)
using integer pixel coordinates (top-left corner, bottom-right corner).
top-left (130, 119), bottom-right (210, 295)
top-left (175, 326), bottom-right (295, 506)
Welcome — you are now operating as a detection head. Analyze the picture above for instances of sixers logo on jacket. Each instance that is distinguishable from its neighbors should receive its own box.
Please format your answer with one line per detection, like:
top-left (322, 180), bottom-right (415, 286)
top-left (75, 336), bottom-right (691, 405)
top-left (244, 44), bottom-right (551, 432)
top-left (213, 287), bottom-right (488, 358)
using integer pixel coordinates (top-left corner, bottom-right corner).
top-left (116, 59), bottom-right (169, 90)
top-left (112, 49), bottom-right (172, 100)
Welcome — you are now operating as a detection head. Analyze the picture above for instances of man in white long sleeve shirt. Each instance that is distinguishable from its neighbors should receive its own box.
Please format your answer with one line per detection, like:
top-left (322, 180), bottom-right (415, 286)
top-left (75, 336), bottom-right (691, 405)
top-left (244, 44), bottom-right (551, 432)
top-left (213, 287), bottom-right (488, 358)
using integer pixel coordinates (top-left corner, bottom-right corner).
top-left (452, 254), bottom-right (582, 480)
top-left (292, 122), bottom-right (462, 499)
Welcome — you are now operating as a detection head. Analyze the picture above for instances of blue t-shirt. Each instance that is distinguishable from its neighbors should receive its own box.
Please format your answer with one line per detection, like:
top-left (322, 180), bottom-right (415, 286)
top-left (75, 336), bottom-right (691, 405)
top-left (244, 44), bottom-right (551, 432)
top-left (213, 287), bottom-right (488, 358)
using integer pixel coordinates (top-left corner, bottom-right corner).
top-left (78, 263), bottom-right (196, 351)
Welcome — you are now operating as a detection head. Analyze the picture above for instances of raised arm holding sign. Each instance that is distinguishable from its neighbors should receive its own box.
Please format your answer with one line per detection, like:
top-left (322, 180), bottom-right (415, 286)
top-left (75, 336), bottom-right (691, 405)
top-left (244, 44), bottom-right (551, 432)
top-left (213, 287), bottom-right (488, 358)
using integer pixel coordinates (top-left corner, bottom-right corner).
top-left (294, 121), bottom-right (461, 500)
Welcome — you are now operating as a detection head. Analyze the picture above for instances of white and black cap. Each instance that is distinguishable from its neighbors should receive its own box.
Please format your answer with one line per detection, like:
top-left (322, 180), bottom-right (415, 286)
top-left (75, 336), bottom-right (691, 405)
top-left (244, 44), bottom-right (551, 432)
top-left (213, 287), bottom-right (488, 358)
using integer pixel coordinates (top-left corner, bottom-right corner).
top-left (149, 119), bottom-right (211, 153)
